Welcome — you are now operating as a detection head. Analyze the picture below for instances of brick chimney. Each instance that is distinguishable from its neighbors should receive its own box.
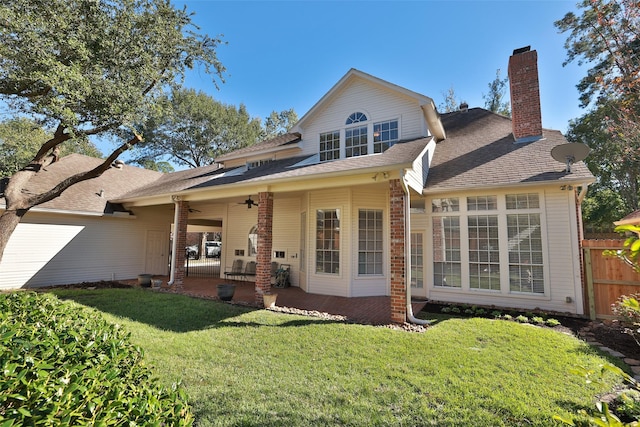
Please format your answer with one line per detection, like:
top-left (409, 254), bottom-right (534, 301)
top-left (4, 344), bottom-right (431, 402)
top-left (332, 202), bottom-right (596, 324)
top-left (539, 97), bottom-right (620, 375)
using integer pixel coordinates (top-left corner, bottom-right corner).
top-left (508, 46), bottom-right (543, 142)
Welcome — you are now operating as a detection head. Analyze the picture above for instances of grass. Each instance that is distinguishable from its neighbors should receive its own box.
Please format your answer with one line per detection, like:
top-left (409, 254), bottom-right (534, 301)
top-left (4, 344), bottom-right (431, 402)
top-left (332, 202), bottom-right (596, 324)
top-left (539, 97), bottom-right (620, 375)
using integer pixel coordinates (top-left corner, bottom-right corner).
top-left (50, 288), bottom-right (624, 427)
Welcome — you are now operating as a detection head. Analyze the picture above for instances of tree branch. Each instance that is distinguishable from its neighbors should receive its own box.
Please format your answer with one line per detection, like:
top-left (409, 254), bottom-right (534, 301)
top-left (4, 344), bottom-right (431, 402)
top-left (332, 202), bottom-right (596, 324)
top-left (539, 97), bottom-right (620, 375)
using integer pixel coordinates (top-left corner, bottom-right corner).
top-left (28, 133), bottom-right (143, 207)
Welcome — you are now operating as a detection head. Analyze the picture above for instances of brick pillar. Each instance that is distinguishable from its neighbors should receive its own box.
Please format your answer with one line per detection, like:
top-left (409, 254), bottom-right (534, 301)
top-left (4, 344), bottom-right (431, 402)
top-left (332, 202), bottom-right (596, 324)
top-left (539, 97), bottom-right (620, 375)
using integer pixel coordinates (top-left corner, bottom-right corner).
top-left (389, 179), bottom-right (407, 323)
top-left (173, 199), bottom-right (189, 290)
top-left (255, 192), bottom-right (274, 306)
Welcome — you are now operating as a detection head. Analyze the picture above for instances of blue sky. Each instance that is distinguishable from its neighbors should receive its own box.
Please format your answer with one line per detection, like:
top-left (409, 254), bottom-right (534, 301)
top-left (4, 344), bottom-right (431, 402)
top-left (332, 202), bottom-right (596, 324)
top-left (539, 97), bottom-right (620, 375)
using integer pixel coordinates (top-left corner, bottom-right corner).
top-left (174, 0), bottom-right (585, 134)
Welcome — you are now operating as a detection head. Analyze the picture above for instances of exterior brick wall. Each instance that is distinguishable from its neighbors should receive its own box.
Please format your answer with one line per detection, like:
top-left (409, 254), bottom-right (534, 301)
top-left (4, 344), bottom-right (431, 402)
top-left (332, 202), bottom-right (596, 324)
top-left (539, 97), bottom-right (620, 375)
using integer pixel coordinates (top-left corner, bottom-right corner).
top-left (389, 179), bottom-right (407, 323)
top-left (173, 199), bottom-right (189, 290)
top-left (508, 48), bottom-right (542, 141)
top-left (256, 192), bottom-right (274, 306)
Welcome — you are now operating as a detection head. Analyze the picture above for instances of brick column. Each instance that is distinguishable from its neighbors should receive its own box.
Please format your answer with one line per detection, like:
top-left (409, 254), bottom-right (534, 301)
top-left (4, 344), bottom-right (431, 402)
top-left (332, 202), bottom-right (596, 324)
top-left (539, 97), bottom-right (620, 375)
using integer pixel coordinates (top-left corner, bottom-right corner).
top-left (173, 199), bottom-right (189, 291)
top-left (255, 192), bottom-right (274, 306)
top-left (389, 179), bottom-right (407, 323)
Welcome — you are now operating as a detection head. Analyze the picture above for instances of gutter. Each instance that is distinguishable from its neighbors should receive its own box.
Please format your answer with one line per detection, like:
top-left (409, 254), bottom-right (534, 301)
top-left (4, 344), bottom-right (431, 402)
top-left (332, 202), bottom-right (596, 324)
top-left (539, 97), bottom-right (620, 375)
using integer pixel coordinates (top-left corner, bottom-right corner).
top-left (401, 171), bottom-right (431, 326)
top-left (167, 196), bottom-right (181, 286)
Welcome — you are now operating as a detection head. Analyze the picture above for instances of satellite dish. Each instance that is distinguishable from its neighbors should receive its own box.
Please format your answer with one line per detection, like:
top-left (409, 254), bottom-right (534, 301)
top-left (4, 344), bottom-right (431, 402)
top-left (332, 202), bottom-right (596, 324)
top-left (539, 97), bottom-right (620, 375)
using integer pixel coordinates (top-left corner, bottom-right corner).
top-left (551, 143), bottom-right (590, 173)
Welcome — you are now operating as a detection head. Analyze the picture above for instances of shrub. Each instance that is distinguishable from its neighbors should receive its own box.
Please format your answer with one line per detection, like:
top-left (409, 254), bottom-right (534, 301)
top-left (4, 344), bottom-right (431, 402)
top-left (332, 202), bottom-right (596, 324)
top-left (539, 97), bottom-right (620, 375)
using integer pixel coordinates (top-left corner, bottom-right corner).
top-left (555, 364), bottom-right (639, 426)
top-left (612, 294), bottom-right (640, 347)
top-left (545, 318), bottom-right (561, 327)
top-left (531, 316), bottom-right (545, 325)
top-left (515, 315), bottom-right (529, 323)
top-left (0, 292), bottom-right (193, 426)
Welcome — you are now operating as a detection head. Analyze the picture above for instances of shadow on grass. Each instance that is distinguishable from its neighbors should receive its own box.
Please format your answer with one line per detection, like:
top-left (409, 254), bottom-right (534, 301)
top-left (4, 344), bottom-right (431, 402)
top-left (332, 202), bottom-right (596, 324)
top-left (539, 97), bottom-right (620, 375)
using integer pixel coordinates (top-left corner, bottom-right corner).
top-left (49, 288), bottom-right (342, 333)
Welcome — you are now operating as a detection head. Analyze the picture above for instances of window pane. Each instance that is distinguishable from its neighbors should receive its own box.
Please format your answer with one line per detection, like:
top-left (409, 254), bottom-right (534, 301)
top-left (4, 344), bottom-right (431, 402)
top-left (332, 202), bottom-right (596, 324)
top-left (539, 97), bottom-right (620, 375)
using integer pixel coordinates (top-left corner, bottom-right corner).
top-left (433, 216), bottom-right (461, 287)
top-left (319, 131), bottom-right (340, 162)
top-left (411, 233), bottom-right (424, 288)
top-left (506, 193), bottom-right (540, 210)
top-left (345, 125), bottom-right (368, 158)
top-left (373, 119), bottom-right (399, 153)
top-left (467, 195), bottom-right (497, 211)
top-left (468, 215), bottom-right (500, 290)
top-left (358, 209), bottom-right (383, 276)
top-left (508, 213), bottom-right (544, 294)
top-left (431, 198), bottom-right (460, 213)
top-left (316, 209), bottom-right (340, 274)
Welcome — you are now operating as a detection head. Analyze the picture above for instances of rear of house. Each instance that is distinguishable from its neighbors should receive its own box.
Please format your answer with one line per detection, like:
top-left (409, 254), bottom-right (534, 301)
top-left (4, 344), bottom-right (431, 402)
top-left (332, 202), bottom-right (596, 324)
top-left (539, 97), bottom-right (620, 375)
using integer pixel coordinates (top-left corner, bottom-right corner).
top-left (0, 46), bottom-right (595, 321)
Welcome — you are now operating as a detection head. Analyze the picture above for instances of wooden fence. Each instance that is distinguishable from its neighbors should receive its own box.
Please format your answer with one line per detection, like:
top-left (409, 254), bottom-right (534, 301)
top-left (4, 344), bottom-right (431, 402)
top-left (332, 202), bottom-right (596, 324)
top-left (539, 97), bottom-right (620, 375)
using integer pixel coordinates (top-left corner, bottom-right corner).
top-left (582, 239), bottom-right (640, 319)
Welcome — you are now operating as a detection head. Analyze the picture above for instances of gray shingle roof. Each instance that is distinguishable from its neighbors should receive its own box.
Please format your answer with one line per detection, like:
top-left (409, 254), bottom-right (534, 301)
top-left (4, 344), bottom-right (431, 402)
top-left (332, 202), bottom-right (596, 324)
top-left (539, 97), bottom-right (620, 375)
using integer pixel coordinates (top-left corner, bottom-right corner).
top-left (115, 137), bottom-right (432, 201)
top-left (19, 154), bottom-right (163, 214)
top-left (424, 108), bottom-right (594, 192)
top-left (215, 132), bottom-right (302, 161)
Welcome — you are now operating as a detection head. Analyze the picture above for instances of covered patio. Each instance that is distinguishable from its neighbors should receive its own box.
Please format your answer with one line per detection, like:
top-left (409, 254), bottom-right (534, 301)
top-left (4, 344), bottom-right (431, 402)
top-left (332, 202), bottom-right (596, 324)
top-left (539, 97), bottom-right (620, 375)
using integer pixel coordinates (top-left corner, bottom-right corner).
top-left (150, 276), bottom-right (428, 325)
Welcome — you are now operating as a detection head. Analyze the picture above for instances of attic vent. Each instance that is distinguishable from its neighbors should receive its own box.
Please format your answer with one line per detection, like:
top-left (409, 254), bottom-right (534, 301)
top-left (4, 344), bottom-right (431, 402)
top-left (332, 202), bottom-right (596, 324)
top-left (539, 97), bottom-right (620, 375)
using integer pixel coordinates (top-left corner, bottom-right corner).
top-left (113, 159), bottom-right (125, 169)
top-left (459, 102), bottom-right (469, 112)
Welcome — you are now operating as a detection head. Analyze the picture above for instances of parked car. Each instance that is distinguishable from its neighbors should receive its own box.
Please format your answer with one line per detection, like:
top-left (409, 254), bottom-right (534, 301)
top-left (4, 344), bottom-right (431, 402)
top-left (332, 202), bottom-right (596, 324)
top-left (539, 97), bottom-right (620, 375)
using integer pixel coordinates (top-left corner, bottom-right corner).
top-left (205, 241), bottom-right (221, 258)
top-left (185, 244), bottom-right (199, 259)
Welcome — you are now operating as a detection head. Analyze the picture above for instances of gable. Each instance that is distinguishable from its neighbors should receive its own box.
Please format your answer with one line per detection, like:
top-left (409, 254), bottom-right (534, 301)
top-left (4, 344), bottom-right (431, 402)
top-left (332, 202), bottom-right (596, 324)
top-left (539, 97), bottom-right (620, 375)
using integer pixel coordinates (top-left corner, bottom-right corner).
top-left (296, 76), bottom-right (431, 158)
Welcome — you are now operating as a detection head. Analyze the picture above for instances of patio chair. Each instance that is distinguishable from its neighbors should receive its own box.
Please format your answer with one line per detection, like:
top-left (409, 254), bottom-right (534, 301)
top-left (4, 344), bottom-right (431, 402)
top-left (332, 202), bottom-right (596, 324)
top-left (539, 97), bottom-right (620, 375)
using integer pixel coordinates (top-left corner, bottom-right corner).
top-left (224, 259), bottom-right (244, 280)
top-left (270, 261), bottom-right (279, 278)
top-left (274, 264), bottom-right (291, 288)
top-left (242, 261), bottom-right (257, 280)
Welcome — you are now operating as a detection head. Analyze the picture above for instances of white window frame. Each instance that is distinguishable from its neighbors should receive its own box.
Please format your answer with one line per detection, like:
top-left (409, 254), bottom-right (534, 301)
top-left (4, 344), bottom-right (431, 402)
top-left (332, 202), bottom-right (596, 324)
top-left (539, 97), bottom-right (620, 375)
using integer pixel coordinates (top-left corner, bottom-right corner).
top-left (427, 192), bottom-right (549, 298)
top-left (357, 209), bottom-right (383, 276)
top-left (315, 209), bottom-right (340, 275)
top-left (318, 114), bottom-right (400, 161)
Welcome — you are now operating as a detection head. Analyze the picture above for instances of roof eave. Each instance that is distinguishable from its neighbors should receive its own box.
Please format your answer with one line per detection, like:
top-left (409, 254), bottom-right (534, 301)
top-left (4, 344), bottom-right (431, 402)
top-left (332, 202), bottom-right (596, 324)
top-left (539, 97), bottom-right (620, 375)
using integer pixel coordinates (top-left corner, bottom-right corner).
top-left (422, 177), bottom-right (595, 195)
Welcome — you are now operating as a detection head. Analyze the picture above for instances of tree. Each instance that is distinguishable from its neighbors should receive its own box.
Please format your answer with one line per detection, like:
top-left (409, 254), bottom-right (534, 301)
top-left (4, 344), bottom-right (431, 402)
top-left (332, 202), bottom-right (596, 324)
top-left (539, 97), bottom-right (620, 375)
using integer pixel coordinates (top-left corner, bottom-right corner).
top-left (0, 118), bottom-right (102, 177)
top-left (132, 88), bottom-right (262, 168)
top-left (567, 103), bottom-right (640, 215)
top-left (0, 0), bottom-right (225, 262)
top-left (556, 0), bottom-right (640, 225)
top-left (555, 0), bottom-right (640, 109)
top-left (438, 86), bottom-right (462, 113)
top-left (261, 108), bottom-right (298, 140)
top-left (483, 69), bottom-right (511, 117)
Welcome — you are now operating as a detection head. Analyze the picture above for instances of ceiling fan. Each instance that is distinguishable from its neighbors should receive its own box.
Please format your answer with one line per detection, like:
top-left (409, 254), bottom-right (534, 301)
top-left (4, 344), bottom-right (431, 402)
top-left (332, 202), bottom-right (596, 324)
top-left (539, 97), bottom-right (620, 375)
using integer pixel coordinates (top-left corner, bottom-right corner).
top-left (239, 196), bottom-right (259, 209)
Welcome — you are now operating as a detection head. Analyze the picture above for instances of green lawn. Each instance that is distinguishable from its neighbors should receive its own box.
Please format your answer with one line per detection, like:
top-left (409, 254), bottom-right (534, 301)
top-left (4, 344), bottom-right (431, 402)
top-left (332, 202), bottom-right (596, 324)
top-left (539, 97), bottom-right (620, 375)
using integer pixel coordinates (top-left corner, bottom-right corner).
top-left (51, 288), bottom-right (623, 427)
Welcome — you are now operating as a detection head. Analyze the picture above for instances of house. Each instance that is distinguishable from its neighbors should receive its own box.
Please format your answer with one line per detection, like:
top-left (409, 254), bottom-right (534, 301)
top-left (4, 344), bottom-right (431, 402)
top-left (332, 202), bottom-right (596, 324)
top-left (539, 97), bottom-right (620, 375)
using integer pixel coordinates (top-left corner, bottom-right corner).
top-left (0, 156), bottom-right (170, 289)
top-left (0, 46), bottom-right (595, 322)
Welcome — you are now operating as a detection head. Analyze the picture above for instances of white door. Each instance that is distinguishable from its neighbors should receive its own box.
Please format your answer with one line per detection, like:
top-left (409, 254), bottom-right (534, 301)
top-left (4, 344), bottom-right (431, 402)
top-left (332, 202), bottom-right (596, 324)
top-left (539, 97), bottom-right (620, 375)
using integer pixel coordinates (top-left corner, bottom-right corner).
top-left (145, 230), bottom-right (168, 275)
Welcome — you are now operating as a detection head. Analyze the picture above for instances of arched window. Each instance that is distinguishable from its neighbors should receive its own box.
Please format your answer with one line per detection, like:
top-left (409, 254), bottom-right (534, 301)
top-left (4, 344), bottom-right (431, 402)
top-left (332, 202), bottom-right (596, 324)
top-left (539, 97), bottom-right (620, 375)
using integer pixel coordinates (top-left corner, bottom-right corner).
top-left (248, 225), bottom-right (258, 256)
top-left (345, 112), bottom-right (367, 125)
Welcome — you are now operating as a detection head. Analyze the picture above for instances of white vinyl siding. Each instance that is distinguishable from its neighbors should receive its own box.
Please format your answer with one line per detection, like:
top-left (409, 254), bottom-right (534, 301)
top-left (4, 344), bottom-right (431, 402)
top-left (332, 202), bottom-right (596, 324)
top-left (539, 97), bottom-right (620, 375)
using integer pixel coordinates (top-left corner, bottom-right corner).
top-left (300, 78), bottom-right (427, 158)
top-left (0, 207), bottom-right (171, 289)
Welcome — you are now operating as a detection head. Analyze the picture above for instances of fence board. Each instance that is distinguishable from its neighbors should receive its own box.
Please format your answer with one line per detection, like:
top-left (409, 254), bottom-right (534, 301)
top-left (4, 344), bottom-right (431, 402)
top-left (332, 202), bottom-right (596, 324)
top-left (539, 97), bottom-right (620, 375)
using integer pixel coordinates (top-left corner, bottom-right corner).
top-left (582, 239), bottom-right (640, 319)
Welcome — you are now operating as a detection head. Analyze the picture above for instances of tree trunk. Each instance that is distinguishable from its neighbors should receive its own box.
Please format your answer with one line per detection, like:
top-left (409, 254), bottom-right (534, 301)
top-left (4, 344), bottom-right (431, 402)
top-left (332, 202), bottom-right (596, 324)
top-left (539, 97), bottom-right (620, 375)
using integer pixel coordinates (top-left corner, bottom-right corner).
top-left (0, 207), bottom-right (27, 264)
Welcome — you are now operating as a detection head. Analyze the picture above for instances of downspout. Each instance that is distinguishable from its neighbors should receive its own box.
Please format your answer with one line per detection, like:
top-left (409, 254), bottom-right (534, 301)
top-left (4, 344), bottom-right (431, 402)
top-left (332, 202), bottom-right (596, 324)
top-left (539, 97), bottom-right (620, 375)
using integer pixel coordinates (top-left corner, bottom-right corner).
top-left (577, 184), bottom-right (589, 204)
top-left (167, 196), bottom-right (181, 286)
top-left (401, 171), bottom-right (431, 326)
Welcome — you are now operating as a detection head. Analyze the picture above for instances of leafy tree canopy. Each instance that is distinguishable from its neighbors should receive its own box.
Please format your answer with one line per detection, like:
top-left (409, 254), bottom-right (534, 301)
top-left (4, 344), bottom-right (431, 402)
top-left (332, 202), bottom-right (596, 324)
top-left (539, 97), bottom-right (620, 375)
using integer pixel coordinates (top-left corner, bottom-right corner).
top-left (438, 86), bottom-right (463, 113)
top-left (555, 0), bottom-right (640, 109)
top-left (261, 108), bottom-right (298, 140)
top-left (557, 0), bottom-right (640, 228)
top-left (0, 0), bottom-right (225, 261)
top-left (482, 69), bottom-right (511, 117)
top-left (132, 88), bottom-right (263, 168)
top-left (0, 117), bottom-right (102, 177)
